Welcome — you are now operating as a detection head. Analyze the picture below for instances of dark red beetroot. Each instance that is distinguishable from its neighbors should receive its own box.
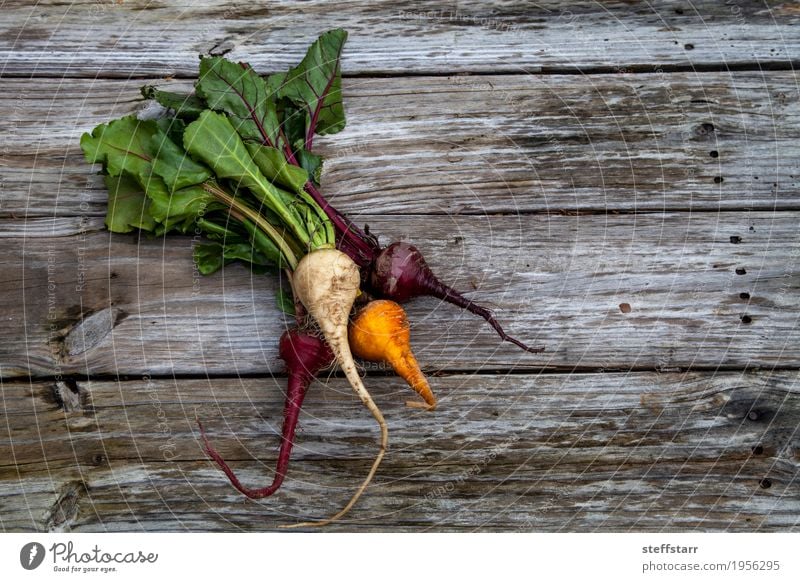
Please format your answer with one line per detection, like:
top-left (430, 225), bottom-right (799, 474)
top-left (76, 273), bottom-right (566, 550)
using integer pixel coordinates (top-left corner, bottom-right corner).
top-left (199, 329), bottom-right (334, 498)
top-left (369, 242), bottom-right (544, 354)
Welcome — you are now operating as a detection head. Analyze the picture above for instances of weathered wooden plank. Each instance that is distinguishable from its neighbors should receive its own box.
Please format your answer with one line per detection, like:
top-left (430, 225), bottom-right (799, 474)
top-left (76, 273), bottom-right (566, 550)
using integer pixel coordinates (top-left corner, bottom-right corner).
top-left (1, 72), bottom-right (799, 218)
top-left (1, 1), bottom-right (798, 78)
top-left (1, 371), bottom-right (797, 531)
top-left (2, 212), bottom-right (798, 378)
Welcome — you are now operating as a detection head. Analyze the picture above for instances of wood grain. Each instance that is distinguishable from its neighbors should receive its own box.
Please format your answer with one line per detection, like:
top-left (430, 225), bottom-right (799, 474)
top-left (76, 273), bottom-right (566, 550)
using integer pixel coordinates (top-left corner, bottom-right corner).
top-left (1, 371), bottom-right (797, 531)
top-left (2, 212), bottom-right (798, 378)
top-left (2, 0), bottom-right (799, 534)
top-left (1, 1), bottom-right (798, 78)
top-left (1, 72), bottom-right (799, 219)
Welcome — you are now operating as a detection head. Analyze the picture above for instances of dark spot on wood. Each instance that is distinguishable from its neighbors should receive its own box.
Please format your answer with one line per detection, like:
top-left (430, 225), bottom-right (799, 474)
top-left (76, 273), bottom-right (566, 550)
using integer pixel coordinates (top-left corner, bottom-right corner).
top-left (709, 150), bottom-right (719, 158)
top-left (735, 268), bottom-right (747, 275)
top-left (730, 235), bottom-right (741, 244)
top-left (453, 236), bottom-right (464, 245)
top-left (684, 43), bottom-right (694, 50)
top-left (749, 226), bottom-right (755, 231)
top-left (209, 39), bottom-right (235, 56)
top-left (752, 445), bottom-right (764, 455)
top-left (92, 453), bottom-right (107, 467)
top-left (714, 176), bottom-right (724, 184)
top-left (741, 314), bottom-right (752, 324)
top-left (739, 292), bottom-right (750, 300)
top-left (110, 271), bottom-right (119, 279)
top-left (44, 481), bottom-right (88, 532)
top-left (759, 478), bottom-right (772, 489)
top-left (747, 410), bottom-right (760, 421)
top-left (675, 8), bottom-right (684, 14)
top-left (696, 122), bottom-right (715, 136)
top-left (619, 303), bottom-right (632, 314)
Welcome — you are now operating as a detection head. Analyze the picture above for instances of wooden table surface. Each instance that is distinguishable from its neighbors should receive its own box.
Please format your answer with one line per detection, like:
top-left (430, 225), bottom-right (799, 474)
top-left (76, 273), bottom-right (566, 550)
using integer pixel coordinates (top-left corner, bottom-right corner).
top-left (1, 1), bottom-right (799, 532)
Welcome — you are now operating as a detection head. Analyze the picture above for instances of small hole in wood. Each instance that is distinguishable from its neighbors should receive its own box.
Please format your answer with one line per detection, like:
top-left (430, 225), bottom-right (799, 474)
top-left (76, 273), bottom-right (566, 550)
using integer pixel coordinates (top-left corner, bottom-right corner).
top-left (730, 235), bottom-right (741, 244)
top-left (759, 478), bottom-right (772, 489)
top-left (735, 268), bottom-right (747, 275)
top-left (739, 292), bottom-right (750, 300)
top-left (698, 122), bottom-right (715, 134)
top-left (619, 303), bottom-right (632, 314)
top-left (714, 176), bottom-right (724, 184)
top-left (752, 445), bottom-right (764, 455)
top-left (747, 410), bottom-right (760, 421)
top-left (684, 43), bottom-right (695, 50)
top-left (741, 314), bottom-right (752, 324)
top-left (709, 150), bottom-right (719, 158)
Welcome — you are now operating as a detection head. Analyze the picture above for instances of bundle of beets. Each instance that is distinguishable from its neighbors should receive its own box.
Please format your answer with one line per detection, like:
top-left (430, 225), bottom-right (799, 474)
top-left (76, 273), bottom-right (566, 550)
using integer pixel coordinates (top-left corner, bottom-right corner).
top-left (81, 29), bottom-right (543, 526)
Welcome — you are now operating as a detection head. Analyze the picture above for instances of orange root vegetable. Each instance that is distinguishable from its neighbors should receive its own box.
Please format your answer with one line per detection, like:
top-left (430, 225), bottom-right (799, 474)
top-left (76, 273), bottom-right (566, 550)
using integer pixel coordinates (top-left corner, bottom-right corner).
top-left (349, 299), bottom-right (436, 411)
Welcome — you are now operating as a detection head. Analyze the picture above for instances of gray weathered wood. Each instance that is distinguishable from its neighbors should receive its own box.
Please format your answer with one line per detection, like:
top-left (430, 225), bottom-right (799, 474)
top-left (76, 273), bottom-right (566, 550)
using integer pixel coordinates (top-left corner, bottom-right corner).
top-left (2, 212), bottom-right (798, 378)
top-left (1, 371), bottom-right (797, 531)
top-left (2, 0), bottom-right (799, 534)
top-left (2, 72), bottom-right (799, 218)
top-left (1, 1), bottom-right (799, 78)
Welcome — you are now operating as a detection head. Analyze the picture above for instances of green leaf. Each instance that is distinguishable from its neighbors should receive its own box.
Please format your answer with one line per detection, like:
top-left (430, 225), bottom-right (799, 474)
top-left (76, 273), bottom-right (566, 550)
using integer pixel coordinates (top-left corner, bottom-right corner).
top-left (183, 110), bottom-right (311, 245)
top-left (158, 116), bottom-right (188, 145)
top-left (196, 57), bottom-right (283, 149)
top-left (277, 29), bottom-right (347, 146)
top-left (150, 129), bottom-right (212, 192)
top-left (103, 173), bottom-right (157, 233)
top-left (141, 85), bottom-right (206, 119)
top-left (80, 116), bottom-right (159, 185)
top-left (193, 240), bottom-right (276, 276)
top-left (295, 148), bottom-right (323, 184)
top-left (275, 288), bottom-right (296, 316)
top-left (193, 243), bottom-right (225, 275)
top-left (246, 143), bottom-right (310, 194)
top-left (147, 184), bottom-right (218, 234)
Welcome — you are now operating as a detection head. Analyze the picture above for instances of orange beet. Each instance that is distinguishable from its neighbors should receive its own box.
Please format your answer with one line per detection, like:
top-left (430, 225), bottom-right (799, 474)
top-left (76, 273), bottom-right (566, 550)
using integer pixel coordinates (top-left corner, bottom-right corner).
top-left (349, 299), bottom-right (436, 410)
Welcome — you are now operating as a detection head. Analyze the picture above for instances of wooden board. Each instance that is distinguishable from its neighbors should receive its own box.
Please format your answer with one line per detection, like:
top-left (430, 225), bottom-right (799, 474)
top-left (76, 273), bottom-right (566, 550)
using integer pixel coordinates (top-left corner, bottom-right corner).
top-left (2, 212), bottom-right (798, 379)
top-left (2, 73), bottom-right (800, 218)
top-left (1, 1), bottom-right (799, 78)
top-left (2, 0), bottom-right (799, 533)
top-left (1, 371), bottom-right (797, 531)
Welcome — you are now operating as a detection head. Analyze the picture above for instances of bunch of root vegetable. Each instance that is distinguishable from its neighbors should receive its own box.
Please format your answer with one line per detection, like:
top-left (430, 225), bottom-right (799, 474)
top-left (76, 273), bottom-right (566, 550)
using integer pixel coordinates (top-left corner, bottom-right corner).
top-left (81, 29), bottom-right (542, 527)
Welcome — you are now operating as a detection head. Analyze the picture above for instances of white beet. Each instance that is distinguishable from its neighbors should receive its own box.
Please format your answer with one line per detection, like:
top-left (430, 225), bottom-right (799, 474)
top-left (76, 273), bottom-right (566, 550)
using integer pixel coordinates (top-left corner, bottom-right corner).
top-left (286, 248), bottom-right (388, 527)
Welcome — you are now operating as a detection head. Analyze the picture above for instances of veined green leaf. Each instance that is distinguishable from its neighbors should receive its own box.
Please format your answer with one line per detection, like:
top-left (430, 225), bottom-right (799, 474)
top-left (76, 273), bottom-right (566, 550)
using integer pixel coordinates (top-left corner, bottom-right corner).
top-left (80, 116), bottom-right (159, 185)
top-left (150, 129), bottom-right (212, 193)
top-left (141, 86), bottom-right (206, 120)
top-left (182, 110), bottom-right (312, 246)
top-left (277, 29), bottom-right (347, 146)
top-left (147, 184), bottom-right (218, 234)
top-left (246, 143), bottom-right (309, 194)
top-left (103, 173), bottom-right (157, 233)
top-left (196, 57), bottom-right (283, 149)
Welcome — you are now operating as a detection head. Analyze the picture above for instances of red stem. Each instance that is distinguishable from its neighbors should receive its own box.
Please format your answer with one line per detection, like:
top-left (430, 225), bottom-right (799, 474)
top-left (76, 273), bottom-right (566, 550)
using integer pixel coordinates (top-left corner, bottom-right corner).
top-left (198, 370), bottom-right (311, 499)
top-left (303, 181), bottom-right (379, 266)
top-left (423, 276), bottom-right (545, 354)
